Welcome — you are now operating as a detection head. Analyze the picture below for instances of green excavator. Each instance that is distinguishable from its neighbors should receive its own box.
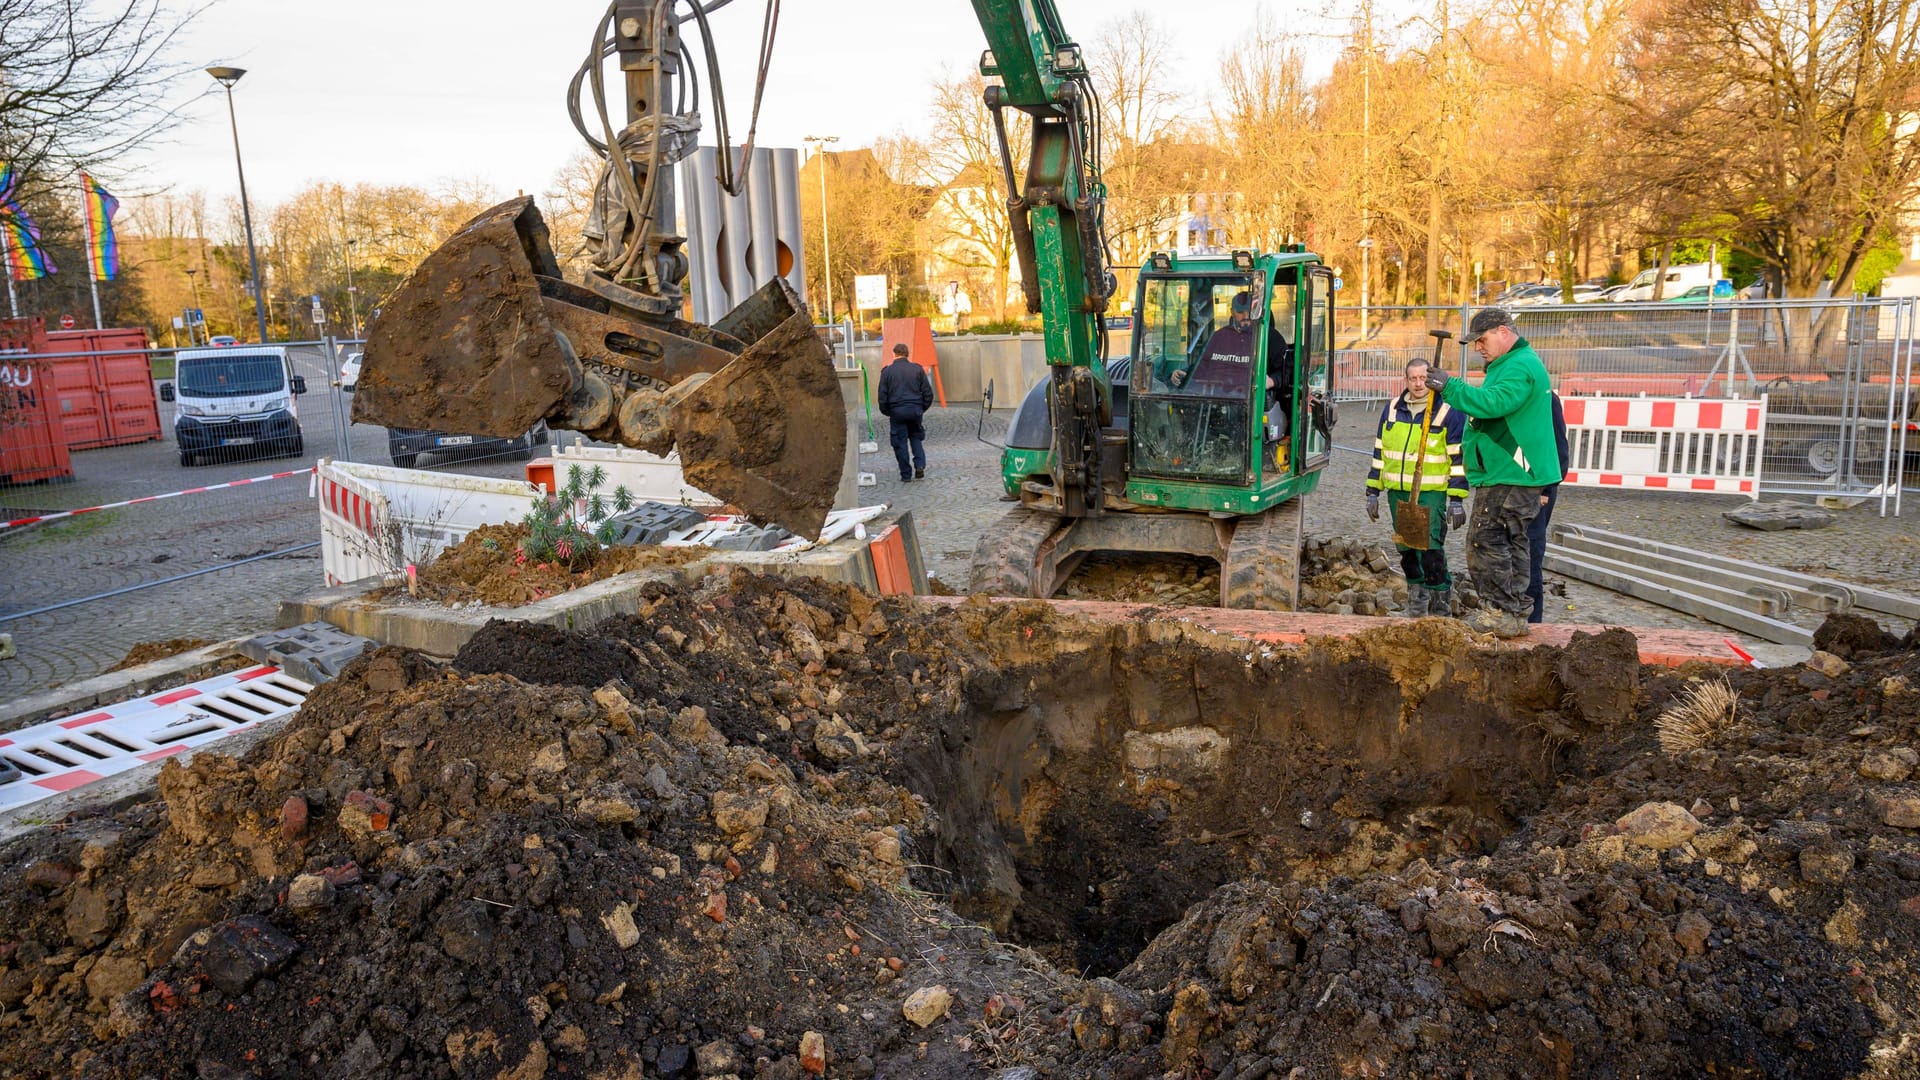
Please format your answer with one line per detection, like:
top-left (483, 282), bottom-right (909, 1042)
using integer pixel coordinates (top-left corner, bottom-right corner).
top-left (354, 1), bottom-right (1333, 606)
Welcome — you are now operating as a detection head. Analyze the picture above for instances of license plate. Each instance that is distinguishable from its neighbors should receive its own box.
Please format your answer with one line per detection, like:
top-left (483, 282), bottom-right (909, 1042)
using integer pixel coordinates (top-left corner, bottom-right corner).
top-left (436, 435), bottom-right (474, 446)
top-left (222, 437), bottom-right (254, 446)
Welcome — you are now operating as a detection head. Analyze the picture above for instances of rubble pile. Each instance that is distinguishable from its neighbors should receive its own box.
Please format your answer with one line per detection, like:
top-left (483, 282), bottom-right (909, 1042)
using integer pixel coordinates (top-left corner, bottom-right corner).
top-left (0, 571), bottom-right (1916, 1078)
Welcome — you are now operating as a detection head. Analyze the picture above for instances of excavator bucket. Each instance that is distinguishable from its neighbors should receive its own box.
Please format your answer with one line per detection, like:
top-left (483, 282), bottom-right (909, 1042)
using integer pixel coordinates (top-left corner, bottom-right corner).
top-left (354, 197), bottom-right (846, 538)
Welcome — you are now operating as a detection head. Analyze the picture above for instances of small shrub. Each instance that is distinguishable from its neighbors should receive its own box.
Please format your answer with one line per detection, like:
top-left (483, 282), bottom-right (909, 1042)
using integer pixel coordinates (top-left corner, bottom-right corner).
top-left (516, 463), bottom-right (634, 571)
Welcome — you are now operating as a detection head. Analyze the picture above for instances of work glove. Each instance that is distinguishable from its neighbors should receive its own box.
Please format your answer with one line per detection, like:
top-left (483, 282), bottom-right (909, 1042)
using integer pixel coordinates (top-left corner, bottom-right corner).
top-left (1425, 367), bottom-right (1451, 393)
top-left (1365, 491), bottom-right (1380, 522)
top-left (1448, 497), bottom-right (1466, 528)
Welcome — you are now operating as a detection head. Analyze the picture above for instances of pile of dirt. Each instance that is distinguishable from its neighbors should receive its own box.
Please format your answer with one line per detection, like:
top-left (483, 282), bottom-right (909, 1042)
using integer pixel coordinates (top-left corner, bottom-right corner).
top-left (107, 639), bottom-right (215, 672)
top-left (1057, 553), bottom-right (1218, 607)
top-left (393, 523), bottom-right (710, 606)
top-left (3, 571), bottom-right (1920, 1079)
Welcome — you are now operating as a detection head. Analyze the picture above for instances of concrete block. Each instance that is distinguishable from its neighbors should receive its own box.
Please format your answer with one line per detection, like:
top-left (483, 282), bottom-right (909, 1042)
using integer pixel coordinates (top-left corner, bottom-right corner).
top-left (237, 623), bottom-right (379, 684)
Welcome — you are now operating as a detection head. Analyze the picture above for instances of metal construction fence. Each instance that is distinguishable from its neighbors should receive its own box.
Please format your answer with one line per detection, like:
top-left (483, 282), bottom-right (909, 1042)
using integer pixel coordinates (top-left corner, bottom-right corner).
top-left (1331, 296), bottom-right (1917, 514)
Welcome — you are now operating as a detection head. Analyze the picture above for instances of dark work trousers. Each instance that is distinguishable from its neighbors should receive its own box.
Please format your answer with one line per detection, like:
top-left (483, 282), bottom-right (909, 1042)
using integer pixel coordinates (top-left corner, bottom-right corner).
top-left (888, 410), bottom-right (927, 480)
top-left (1386, 488), bottom-right (1451, 590)
top-left (1526, 483), bottom-right (1561, 623)
top-left (1467, 483), bottom-right (1543, 618)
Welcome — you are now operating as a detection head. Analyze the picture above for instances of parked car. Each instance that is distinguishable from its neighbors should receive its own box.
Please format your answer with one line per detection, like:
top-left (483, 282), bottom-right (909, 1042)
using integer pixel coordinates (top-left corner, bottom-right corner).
top-left (161, 346), bottom-right (307, 466)
top-left (386, 421), bottom-right (549, 469)
top-left (339, 351), bottom-right (362, 392)
top-left (1599, 284), bottom-right (1631, 302)
top-left (1506, 284), bottom-right (1564, 306)
top-left (1661, 280), bottom-right (1737, 302)
top-left (1614, 262), bottom-right (1723, 302)
top-left (208, 335), bottom-right (239, 346)
top-left (1569, 285), bottom-right (1609, 303)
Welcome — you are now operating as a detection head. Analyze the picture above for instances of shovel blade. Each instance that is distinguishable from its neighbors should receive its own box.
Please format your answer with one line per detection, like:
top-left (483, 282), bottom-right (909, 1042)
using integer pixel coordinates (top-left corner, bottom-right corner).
top-left (672, 279), bottom-right (847, 540)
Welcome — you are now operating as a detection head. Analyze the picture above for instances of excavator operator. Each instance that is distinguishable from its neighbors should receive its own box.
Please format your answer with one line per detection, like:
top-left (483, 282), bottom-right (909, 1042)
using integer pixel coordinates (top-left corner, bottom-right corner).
top-left (1171, 291), bottom-right (1258, 396)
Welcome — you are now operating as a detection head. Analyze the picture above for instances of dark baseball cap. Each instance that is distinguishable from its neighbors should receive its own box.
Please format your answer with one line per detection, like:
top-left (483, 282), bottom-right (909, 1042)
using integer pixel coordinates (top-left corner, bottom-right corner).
top-left (1464, 307), bottom-right (1516, 343)
top-left (1230, 291), bottom-right (1252, 314)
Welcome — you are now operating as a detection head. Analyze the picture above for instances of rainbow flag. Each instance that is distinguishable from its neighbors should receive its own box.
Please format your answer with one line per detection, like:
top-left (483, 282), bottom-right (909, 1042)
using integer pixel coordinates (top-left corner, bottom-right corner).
top-left (80, 172), bottom-right (119, 281)
top-left (0, 162), bottom-right (56, 282)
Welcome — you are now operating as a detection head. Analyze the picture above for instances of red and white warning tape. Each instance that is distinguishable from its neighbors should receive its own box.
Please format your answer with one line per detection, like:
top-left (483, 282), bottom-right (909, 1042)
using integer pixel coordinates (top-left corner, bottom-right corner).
top-left (0, 467), bottom-right (314, 531)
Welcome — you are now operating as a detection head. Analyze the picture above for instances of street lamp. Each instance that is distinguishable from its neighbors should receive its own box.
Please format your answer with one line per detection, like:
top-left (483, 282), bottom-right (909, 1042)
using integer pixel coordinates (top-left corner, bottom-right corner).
top-left (344, 238), bottom-right (362, 339)
top-left (206, 66), bottom-right (270, 345)
top-left (184, 267), bottom-right (203, 344)
top-left (803, 135), bottom-right (838, 323)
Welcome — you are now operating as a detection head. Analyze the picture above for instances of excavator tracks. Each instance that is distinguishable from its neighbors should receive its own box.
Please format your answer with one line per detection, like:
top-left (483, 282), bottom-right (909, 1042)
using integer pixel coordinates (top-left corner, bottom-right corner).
top-left (968, 505), bottom-right (1066, 598)
top-left (1221, 498), bottom-right (1304, 610)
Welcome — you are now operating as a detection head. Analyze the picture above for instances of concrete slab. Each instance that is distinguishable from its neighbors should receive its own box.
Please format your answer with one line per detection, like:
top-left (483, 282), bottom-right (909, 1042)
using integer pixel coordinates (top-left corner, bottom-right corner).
top-left (918, 595), bottom-right (1747, 667)
top-left (278, 565), bottom-right (697, 657)
top-left (275, 510), bottom-right (926, 656)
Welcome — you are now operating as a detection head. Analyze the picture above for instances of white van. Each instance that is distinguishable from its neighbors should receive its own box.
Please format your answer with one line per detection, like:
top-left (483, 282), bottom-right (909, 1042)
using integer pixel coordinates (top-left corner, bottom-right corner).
top-left (1614, 262), bottom-right (1723, 302)
top-left (161, 346), bottom-right (307, 466)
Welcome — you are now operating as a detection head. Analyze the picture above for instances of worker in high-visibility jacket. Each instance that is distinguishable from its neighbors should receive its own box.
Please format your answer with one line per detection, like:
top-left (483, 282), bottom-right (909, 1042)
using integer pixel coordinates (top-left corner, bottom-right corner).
top-left (1365, 357), bottom-right (1469, 617)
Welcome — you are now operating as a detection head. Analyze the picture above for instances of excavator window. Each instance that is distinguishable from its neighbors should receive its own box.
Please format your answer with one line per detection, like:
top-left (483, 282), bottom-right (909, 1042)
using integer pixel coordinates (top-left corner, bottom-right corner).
top-left (1130, 273), bottom-right (1263, 485)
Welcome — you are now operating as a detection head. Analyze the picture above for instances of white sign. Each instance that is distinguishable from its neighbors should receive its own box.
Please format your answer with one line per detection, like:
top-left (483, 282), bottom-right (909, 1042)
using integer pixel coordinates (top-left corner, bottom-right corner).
top-left (172, 316), bottom-right (185, 330)
top-left (854, 274), bottom-right (888, 311)
top-left (311, 294), bottom-right (326, 324)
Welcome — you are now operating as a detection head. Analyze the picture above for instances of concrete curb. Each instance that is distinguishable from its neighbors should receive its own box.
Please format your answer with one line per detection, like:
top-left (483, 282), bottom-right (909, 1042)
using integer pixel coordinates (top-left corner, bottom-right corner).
top-left (0, 639), bottom-right (252, 735)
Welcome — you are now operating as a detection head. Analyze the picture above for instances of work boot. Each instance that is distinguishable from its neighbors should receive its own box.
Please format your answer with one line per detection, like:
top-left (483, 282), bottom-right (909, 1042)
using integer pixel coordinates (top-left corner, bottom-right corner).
top-left (1428, 588), bottom-right (1452, 618)
top-left (1404, 588), bottom-right (1430, 618)
top-left (915, 467), bottom-right (925, 479)
top-left (1465, 608), bottom-right (1531, 639)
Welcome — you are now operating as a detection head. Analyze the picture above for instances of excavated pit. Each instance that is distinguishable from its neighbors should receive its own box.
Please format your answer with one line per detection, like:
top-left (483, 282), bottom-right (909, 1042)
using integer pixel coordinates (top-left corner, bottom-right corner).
top-left (895, 615), bottom-right (1638, 977)
top-left (2, 570), bottom-right (1906, 1079)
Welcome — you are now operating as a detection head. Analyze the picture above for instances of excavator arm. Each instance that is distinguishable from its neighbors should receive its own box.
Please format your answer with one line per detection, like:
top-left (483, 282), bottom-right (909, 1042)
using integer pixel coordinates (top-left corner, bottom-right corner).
top-left (353, 1), bottom-right (845, 540)
top-left (971, 0), bottom-right (1115, 517)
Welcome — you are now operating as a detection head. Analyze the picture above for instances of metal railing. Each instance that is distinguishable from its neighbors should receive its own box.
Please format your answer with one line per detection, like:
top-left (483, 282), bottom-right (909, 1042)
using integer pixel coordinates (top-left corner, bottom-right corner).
top-left (1330, 296), bottom-right (1917, 514)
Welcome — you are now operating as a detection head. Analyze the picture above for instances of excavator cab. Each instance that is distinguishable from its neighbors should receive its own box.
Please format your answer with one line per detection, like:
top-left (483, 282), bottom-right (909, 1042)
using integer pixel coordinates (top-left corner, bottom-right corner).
top-left (1126, 253), bottom-right (1334, 507)
top-left (976, 248), bottom-right (1335, 609)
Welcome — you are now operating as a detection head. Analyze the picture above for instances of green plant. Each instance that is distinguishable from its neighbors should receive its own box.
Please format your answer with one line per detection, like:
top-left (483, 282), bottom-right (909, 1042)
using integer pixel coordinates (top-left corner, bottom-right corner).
top-left (515, 463), bottom-right (634, 571)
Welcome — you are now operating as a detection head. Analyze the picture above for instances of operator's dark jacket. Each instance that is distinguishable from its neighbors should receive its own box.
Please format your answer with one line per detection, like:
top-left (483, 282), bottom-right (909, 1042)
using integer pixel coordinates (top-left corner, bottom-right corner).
top-left (877, 357), bottom-right (933, 418)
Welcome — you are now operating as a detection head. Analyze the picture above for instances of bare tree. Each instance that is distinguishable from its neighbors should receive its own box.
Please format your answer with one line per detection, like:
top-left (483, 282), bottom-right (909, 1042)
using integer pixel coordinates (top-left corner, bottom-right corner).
top-left (0, 0), bottom-right (202, 191)
top-left (911, 71), bottom-right (1030, 321)
top-left (1479, 0), bottom-right (1636, 300)
top-left (1621, 0), bottom-right (1920, 360)
top-left (1091, 11), bottom-right (1193, 278)
top-left (1213, 8), bottom-right (1316, 253)
top-left (797, 138), bottom-right (926, 322)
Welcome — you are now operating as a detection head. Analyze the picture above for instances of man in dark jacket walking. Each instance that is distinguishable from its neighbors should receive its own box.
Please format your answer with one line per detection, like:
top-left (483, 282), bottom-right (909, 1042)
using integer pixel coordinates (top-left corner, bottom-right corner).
top-left (878, 343), bottom-right (933, 481)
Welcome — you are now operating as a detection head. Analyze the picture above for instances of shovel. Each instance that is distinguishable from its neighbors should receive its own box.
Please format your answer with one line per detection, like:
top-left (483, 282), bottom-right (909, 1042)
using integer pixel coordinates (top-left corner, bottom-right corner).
top-left (353, 197), bottom-right (845, 539)
top-left (1391, 329), bottom-right (1454, 550)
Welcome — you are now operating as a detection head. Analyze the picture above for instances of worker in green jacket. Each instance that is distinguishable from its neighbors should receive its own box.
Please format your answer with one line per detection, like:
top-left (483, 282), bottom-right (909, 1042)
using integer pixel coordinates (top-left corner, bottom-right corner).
top-left (1424, 307), bottom-right (1563, 638)
top-left (1365, 358), bottom-right (1468, 618)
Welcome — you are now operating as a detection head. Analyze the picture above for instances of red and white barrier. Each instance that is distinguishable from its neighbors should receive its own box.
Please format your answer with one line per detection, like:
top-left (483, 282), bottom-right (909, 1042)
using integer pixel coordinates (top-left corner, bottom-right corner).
top-left (0, 665), bottom-right (312, 813)
top-left (0, 466), bottom-right (314, 531)
top-left (1560, 396), bottom-right (1767, 498)
top-left (316, 459), bottom-right (543, 585)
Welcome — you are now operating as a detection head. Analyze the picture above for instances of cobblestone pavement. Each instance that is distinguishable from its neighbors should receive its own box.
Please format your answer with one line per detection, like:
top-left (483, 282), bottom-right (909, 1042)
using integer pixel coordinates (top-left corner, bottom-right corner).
top-left (4, 395), bottom-right (1913, 700)
top-left (0, 359), bottom-right (555, 701)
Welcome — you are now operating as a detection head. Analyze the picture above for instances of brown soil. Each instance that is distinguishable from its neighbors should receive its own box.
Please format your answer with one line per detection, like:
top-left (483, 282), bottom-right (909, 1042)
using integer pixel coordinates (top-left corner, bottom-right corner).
top-left (107, 639), bottom-right (215, 672)
top-left (1, 574), bottom-right (1917, 1079)
top-left (390, 524), bottom-right (710, 607)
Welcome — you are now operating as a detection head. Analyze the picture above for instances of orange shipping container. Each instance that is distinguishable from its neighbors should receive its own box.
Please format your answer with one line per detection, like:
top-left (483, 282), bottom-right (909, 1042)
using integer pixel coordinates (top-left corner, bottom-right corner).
top-left (46, 327), bottom-right (161, 449)
top-left (0, 318), bottom-right (75, 484)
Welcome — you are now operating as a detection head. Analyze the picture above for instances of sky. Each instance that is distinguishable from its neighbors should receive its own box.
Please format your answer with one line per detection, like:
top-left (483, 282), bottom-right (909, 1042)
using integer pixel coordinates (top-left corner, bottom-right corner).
top-left (131, 0), bottom-right (1362, 208)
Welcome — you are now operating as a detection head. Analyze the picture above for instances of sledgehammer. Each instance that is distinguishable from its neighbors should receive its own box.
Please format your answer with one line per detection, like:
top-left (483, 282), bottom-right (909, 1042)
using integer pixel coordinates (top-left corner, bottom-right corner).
top-left (1428, 328), bottom-right (1454, 370)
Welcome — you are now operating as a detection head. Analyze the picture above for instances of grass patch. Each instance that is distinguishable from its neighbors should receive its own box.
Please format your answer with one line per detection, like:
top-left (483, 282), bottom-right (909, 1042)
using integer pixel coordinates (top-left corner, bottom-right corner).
top-left (20, 507), bottom-right (123, 543)
top-left (150, 355), bottom-right (174, 380)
